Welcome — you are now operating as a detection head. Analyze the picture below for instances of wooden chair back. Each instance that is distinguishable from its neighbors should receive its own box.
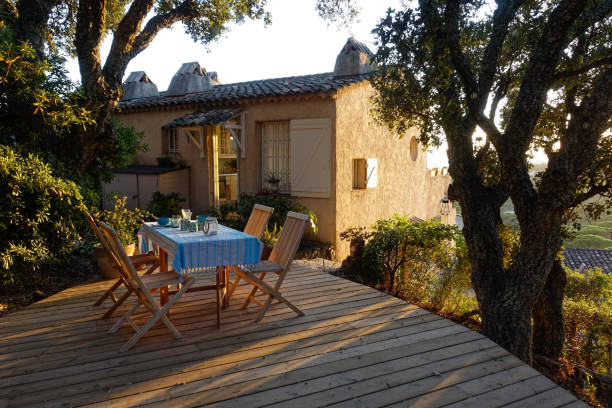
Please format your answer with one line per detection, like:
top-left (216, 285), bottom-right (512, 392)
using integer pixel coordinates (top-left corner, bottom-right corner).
top-left (269, 211), bottom-right (309, 270)
top-left (98, 221), bottom-right (156, 306)
top-left (84, 211), bottom-right (119, 265)
top-left (243, 204), bottom-right (274, 239)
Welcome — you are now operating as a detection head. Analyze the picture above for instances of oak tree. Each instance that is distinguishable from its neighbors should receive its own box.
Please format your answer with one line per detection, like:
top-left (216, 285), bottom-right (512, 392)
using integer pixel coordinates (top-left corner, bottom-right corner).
top-left (371, 0), bottom-right (612, 362)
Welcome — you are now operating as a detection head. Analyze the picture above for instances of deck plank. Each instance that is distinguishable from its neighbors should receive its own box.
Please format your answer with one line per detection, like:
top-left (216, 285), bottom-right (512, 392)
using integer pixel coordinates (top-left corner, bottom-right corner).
top-left (0, 261), bottom-right (585, 408)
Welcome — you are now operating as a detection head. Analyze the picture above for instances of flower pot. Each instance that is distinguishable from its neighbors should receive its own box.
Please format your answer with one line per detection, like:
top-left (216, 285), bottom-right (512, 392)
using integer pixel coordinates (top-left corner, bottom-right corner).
top-left (95, 244), bottom-right (135, 279)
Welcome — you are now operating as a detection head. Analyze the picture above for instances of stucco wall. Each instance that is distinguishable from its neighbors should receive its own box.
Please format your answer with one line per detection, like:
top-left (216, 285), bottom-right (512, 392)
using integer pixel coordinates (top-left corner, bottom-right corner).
top-left (117, 109), bottom-right (211, 213)
top-left (334, 84), bottom-right (451, 259)
top-left (117, 97), bottom-right (338, 245)
top-left (238, 98), bottom-right (337, 245)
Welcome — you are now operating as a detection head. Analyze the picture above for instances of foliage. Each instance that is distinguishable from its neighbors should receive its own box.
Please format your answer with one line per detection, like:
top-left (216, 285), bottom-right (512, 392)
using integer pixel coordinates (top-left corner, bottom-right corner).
top-left (260, 223), bottom-right (280, 251)
top-left (96, 195), bottom-right (152, 246)
top-left (0, 145), bottom-right (84, 286)
top-left (145, 192), bottom-right (185, 218)
top-left (339, 226), bottom-right (369, 243)
top-left (214, 193), bottom-right (318, 234)
top-left (0, 27), bottom-right (93, 152)
top-left (563, 267), bottom-right (612, 374)
top-left (431, 233), bottom-right (477, 315)
top-left (367, 216), bottom-right (457, 295)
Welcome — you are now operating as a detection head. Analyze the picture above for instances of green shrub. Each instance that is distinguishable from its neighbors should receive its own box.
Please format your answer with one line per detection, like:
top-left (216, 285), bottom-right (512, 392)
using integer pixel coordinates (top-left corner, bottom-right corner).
top-left (0, 145), bottom-right (84, 285)
top-left (432, 234), bottom-right (478, 315)
top-left (366, 216), bottom-right (457, 296)
top-left (146, 192), bottom-right (185, 217)
top-left (564, 267), bottom-right (612, 373)
top-left (96, 195), bottom-right (152, 246)
top-left (214, 192), bottom-right (318, 234)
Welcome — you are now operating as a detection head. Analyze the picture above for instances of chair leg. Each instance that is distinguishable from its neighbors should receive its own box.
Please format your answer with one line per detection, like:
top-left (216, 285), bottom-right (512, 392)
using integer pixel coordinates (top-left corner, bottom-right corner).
top-left (227, 270), bottom-right (241, 301)
top-left (109, 301), bottom-right (141, 334)
top-left (94, 278), bottom-right (124, 306)
top-left (240, 271), bottom-right (265, 310)
top-left (216, 269), bottom-right (222, 329)
top-left (120, 278), bottom-right (194, 352)
top-left (102, 288), bottom-right (134, 319)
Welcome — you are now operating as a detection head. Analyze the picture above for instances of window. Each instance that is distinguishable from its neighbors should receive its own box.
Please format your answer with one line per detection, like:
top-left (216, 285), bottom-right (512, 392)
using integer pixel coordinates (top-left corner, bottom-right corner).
top-left (168, 128), bottom-right (179, 153)
top-left (262, 121), bottom-right (291, 193)
top-left (353, 158), bottom-right (378, 189)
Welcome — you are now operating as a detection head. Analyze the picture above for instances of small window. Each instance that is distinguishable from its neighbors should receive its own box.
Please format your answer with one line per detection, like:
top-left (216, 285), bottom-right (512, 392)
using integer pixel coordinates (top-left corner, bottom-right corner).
top-left (353, 159), bottom-right (367, 189)
top-left (168, 128), bottom-right (180, 153)
top-left (353, 158), bottom-right (378, 189)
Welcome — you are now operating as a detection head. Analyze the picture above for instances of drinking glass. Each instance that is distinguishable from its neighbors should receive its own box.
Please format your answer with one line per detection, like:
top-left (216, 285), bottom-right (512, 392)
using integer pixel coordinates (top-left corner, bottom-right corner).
top-left (171, 215), bottom-right (180, 228)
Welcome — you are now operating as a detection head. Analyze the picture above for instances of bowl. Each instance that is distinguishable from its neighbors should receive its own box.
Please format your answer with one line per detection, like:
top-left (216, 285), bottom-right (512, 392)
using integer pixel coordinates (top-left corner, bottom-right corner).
top-left (157, 217), bottom-right (170, 226)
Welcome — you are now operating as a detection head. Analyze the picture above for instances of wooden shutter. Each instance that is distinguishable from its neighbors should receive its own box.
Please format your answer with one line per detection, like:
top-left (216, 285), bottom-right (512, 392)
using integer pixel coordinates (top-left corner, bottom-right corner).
top-left (290, 118), bottom-right (331, 198)
top-left (366, 158), bottom-right (378, 188)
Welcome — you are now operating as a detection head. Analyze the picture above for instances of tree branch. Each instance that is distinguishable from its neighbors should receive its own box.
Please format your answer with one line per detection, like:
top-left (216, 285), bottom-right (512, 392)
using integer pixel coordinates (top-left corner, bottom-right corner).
top-left (103, 0), bottom-right (155, 86)
top-left (503, 0), bottom-right (586, 156)
top-left (553, 56), bottom-right (612, 81)
top-left (475, 0), bottom-right (524, 112)
top-left (443, 0), bottom-right (477, 101)
top-left (75, 0), bottom-right (106, 98)
top-left (129, 1), bottom-right (200, 60)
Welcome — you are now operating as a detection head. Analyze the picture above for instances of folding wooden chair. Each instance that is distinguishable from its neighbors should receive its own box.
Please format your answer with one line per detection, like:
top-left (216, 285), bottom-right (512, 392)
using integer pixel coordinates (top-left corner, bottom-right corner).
top-left (98, 221), bottom-right (195, 352)
top-left (234, 211), bottom-right (309, 322)
top-left (85, 211), bottom-right (159, 318)
top-left (226, 204), bottom-right (274, 300)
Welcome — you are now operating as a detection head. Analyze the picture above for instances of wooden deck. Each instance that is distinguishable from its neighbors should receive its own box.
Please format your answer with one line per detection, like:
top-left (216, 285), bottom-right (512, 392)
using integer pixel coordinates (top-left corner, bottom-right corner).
top-left (0, 261), bottom-right (585, 408)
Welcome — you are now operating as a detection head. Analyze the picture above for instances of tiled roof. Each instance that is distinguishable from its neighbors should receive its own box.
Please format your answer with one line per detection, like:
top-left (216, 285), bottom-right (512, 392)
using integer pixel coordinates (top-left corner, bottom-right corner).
top-left (117, 72), bottom-right (371, 111)
top-left (112, 165), bottom-right (188, 175)
top-left (563, 248), bottom-right (612, 274)
top-left (163, 107), bottom-right (241, 128)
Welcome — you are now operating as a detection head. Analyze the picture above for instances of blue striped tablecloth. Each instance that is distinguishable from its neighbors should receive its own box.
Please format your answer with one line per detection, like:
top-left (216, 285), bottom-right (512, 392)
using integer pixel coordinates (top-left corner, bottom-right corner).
top-left (138, 223), bottom-right (263, 276)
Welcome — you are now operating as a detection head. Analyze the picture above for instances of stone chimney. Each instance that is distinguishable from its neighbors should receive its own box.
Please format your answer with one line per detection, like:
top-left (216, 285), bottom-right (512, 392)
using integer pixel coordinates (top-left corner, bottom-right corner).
top-left (166, 62), bottom-right (212, 96)
top-left (121, 71), bottom-right (159, 101)
top-left (333, 37), bottom-right (374, 77)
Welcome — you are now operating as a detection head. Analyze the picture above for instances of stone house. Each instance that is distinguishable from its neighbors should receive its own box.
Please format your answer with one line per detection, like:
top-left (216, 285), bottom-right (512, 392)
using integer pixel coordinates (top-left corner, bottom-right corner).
top-left (112, 38), bottom-right (454, 260)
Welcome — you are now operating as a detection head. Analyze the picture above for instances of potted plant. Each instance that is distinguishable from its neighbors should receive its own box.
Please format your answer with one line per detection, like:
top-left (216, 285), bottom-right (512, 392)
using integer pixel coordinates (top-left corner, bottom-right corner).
top-left (340, 227), bottom-right (370, 259)
top-left (93, 195), bottom-right (153, 278)
top-left (266, 174), bottom-right (281, 194)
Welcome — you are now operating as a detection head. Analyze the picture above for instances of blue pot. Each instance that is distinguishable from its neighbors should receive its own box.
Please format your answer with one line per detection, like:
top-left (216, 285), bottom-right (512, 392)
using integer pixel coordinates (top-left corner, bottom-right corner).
top-left (157, 217), bottom-right (170, 226)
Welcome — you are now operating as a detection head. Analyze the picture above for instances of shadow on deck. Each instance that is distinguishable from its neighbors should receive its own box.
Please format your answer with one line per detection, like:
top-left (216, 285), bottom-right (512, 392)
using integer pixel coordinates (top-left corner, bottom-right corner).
top-left (0, 261), bottom-right (584, 408)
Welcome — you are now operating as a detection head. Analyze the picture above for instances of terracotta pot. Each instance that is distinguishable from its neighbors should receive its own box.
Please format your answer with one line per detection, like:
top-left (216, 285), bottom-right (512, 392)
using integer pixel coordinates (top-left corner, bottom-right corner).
top-left (95, 243), bottom-right (135, 279)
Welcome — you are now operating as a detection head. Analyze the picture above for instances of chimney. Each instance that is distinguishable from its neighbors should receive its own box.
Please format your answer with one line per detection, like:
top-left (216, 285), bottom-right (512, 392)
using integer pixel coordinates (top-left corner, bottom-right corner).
top-left (121, 71), bottom-right (159, 101)
top-left (166, 62), bottom-right (212, 96)
top-left (333, 37), bottom-right (374, 77)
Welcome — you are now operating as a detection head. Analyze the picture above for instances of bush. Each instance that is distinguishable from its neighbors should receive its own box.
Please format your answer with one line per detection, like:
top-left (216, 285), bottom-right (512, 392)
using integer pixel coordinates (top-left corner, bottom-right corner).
top-left (213, 192), bottom-right (318, 235)
top-left (563, 267), bottom-right (612, 374)
top-left (95, 195), bottom-right (152, 246)
top-left (146, 192), bottom-right (185, 217)
top-left (0, 146), bottom-right (84, 286)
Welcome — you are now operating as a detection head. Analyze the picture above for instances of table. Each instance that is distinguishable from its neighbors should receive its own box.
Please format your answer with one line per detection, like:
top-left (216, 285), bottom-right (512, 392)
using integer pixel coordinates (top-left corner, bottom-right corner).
top-left (138, 222), bottom-right (263, 327)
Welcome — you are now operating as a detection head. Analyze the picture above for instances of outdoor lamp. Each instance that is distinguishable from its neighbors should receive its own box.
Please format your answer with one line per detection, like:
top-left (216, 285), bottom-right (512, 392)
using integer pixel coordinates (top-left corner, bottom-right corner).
top-left (440, 196), bottom-right (451, 216)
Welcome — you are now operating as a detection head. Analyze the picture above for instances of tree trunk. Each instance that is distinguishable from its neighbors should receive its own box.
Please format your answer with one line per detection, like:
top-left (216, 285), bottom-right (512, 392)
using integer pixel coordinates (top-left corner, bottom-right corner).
top-left (14, 0), bottom-right (58, 59)
top-left (480, 288), bottom-right (534, 363)
top-left (532, 259), bottom-right (566, 359)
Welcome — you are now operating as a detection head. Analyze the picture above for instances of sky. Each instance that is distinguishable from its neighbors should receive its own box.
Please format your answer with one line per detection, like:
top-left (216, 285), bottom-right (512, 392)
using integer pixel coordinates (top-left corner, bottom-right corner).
top-left (65, 0), bottom-right (451, 168)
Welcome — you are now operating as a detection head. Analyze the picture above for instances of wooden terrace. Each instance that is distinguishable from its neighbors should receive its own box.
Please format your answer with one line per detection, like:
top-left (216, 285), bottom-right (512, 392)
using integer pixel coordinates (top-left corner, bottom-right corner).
top-left (0, 261), bottom-right (585, 407)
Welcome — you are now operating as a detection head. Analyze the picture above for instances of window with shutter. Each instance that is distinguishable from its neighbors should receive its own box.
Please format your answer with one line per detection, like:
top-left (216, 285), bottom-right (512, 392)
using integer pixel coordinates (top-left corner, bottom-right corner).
top-left (290, 118), bottom-right (331, 198)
